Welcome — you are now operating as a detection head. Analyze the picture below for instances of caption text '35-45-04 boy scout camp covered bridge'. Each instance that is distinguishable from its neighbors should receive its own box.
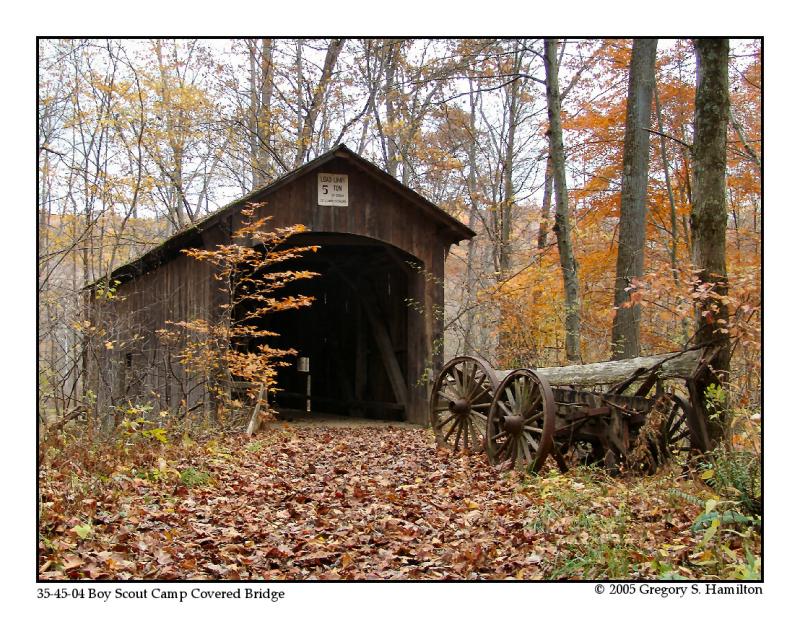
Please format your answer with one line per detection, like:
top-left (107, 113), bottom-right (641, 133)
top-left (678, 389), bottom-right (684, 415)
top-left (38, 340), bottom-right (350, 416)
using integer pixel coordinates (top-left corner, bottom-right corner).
top-left (88, 145), bottom-right (475, 426)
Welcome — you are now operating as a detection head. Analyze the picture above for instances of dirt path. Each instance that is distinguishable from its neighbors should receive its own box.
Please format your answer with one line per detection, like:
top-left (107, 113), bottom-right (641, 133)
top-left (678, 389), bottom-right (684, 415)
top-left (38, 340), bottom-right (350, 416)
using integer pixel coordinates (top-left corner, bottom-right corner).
top-left (164, 425), bottom-right (543, 579)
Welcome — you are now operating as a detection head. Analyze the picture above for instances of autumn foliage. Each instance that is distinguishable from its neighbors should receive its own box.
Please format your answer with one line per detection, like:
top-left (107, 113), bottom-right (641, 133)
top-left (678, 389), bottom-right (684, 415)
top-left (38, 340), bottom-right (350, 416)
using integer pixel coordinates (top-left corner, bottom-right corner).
top-left (461, 40), bottom-right (761, 411)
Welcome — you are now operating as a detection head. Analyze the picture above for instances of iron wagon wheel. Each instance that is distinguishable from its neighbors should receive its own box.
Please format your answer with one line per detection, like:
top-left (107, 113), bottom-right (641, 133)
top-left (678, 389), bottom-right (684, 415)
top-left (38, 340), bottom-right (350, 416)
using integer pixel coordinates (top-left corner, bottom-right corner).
top-left (486, 369), bottom-right (556, 473)
top-left (659, 394), bottom-right (698, 459)
top-left (633, 393), bottom-right (699, 474)
top-left (430, 356), bottom-right (499, 454)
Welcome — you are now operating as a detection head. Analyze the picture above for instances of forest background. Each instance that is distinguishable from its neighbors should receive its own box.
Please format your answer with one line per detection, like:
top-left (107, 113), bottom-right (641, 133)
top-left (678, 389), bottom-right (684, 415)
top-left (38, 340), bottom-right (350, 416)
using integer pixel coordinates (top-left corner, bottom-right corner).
top-left (37, 37), bottom-right (761, 421)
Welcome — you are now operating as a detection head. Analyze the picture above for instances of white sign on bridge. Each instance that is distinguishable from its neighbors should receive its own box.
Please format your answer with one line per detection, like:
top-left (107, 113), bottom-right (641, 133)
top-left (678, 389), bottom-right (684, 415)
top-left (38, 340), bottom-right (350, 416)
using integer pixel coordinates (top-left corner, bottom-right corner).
top-left (318, 173), bottom-right (348, 206)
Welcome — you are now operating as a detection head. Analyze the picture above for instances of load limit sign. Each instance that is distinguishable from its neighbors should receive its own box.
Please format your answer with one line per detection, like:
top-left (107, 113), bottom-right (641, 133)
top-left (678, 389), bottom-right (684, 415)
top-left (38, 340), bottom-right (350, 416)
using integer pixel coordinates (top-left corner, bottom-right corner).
top-left (318, 173), bottom-right (348, 206)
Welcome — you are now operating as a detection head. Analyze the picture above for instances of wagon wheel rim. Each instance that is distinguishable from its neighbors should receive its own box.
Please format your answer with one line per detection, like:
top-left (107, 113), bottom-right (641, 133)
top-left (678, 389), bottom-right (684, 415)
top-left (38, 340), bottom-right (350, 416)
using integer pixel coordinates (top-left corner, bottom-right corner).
top-left (430, 356), bottom-right (498, 454)
top-left (660, 394), bottom-right (696, 459)
top-left (486, 369), bottom-right (556, 472)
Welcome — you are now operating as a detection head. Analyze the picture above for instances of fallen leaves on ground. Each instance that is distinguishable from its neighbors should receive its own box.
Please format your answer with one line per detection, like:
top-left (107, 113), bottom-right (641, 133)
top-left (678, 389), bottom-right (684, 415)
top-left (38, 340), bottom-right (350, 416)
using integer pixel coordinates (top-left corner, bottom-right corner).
top-left (38, 425), bottom-right (760, 580)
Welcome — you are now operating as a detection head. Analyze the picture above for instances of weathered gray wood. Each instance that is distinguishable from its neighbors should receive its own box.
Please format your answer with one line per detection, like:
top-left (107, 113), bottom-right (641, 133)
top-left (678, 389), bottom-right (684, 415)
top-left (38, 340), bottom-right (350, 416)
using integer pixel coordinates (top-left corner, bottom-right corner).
top-left (495, 349), bottom-right (703, 387)
top-left (89, 146), bottom-right (472, 426)
top-left (356, 296), bottom-right (407, 408)
top-left (245, 382), bottom-right (267, 436)
top-left (354, 303), bottom-right (367, 401)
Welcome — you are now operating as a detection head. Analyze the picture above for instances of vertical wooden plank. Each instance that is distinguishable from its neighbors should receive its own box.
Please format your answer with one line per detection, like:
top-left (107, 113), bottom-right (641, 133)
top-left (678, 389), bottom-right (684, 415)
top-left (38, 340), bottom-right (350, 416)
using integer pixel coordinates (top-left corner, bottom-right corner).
top-left (354, 302), bottom-right (367, 401)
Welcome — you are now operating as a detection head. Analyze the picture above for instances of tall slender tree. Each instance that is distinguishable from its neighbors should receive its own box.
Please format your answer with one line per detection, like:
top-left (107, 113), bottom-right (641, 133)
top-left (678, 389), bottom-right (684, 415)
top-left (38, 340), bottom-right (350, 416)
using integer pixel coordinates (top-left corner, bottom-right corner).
top-left (544, 39), bottom-right (582, 362)
top-left (294, 38), bottom-right (345, 167)
top-left (690, 38), bottom-right (731, 445)
top-left (246, 38), bottom-right (275, 189)
top-left (611, 38), bottom-right (658, 359)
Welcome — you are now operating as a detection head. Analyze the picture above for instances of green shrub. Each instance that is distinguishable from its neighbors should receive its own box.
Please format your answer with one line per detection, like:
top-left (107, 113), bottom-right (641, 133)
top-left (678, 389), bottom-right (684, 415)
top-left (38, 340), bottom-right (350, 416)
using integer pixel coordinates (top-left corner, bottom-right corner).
top-left (702, 448), bottom-right (761, 517)
top-left (179, 467), bottom-right (211, 487)
top-left (245, 440), bottom-right (263, 453)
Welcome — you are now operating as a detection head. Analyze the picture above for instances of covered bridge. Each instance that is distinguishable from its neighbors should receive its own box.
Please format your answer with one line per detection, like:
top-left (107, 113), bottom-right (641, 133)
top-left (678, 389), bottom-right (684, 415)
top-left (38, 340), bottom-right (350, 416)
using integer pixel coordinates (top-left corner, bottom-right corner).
top-left (88, 145), bottom-right (474, 425)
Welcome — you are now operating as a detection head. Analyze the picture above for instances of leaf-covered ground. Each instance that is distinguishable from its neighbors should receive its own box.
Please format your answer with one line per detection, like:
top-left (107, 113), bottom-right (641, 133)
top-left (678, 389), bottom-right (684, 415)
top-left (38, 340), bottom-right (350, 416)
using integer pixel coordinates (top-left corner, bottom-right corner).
top-left (39, 424), bottom-right (760, 580)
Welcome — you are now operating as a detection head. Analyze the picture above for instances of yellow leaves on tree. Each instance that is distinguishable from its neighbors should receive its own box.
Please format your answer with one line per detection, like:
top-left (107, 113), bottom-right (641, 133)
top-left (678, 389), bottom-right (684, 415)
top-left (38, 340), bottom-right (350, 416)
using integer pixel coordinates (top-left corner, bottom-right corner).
top-left (157, 203), bottom-right (318, 413)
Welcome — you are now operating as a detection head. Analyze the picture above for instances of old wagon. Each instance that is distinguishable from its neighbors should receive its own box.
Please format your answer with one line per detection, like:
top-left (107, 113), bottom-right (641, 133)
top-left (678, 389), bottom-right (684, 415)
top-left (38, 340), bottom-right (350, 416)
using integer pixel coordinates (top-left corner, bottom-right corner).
top-left (429, 348), bottom-right (716, 474)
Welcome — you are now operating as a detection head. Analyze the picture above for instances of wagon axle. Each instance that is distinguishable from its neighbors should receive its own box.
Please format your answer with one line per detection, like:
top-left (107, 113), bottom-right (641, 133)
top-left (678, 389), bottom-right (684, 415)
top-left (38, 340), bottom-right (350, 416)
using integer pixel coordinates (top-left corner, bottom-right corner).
top-left (501, 415), bottom-right (524, 436)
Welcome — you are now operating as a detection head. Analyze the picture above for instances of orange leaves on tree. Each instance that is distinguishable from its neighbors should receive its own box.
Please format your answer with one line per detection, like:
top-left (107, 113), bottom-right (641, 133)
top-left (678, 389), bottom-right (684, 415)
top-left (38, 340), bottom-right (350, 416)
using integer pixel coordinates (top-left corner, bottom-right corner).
top-left (158, 203), bottom-right (319, 412)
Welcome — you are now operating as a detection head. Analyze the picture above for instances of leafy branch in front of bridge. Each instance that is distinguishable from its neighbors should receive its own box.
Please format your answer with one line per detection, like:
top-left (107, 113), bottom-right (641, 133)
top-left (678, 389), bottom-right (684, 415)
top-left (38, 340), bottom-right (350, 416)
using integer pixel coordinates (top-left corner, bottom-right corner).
top-left (156, 203), bottom-right (318, 428)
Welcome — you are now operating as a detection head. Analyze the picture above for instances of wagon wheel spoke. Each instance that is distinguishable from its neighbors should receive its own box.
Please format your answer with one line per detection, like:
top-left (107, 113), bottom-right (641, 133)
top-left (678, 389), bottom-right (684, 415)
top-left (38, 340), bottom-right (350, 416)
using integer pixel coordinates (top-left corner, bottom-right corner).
top-left (435, 412), bottom-right (457, 429)
top-left (526, 392), bottom-right (542, 412)
top-left (469, 386), bottom-right (491, 403)
top-left (437, 389), bottom-right (457, 403)
top-left (464, 363), bottom-right (479, 395)
top-left (524, 409), bottom-right (544, 423)
top-left (454, 420), bottom-right (466, 451)
top-left (524, 432), bottom-right (541, 451)
top-left (668, 410), bottom-right (688, 437)
top-left (430, 356), bottom-right (498, 454)
top-left (673, 429), bottom-right (691, 442)
top-left (460, 362), bottom-right (472, 390)
top-left (498, 400), bottom-right (513, 416)
top-left (655, 394), bottom-right (697, 464)
top-left (664, 400), bottom-right (679, 431)
top-left (495, 435), bottom-right (512, 456)
top-left (466, 421), bottom-right (477, 452)
top-left (520, 435), bottom-right (533, 465)
top-left (509, 438), bottom-right (521, 466)
top-left (505, 386), bottom-right (517, 409)
top-left (443, 419), bottom-right (460, 442)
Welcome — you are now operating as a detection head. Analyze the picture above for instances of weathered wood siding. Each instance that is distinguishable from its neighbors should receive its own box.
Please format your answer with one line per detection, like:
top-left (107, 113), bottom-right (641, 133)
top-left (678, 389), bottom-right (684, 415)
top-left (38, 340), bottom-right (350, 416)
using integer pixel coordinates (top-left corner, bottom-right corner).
top-left (90, 253), bottom-right (222, 419)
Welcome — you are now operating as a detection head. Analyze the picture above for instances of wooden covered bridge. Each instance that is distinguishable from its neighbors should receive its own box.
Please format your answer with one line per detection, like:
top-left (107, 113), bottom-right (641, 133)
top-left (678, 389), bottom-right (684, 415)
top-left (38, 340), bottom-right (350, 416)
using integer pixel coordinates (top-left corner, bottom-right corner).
top-left (88, 145), bottom-right (474, 425)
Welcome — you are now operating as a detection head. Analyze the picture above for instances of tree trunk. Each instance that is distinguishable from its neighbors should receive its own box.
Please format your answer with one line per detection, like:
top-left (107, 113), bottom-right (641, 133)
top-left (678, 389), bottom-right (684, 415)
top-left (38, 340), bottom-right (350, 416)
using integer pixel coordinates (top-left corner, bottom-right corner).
top-left (384, 42), bottom-right (400, 177)
top-left (544, 39), bottom-right (581, 363)
top-left (655, 86), bottom-right (691, 344)
top-left (537, 153), bottom-right (554, 250)
top-left (654, 86), bottom-right (679, 277)
top-left (295, 38), bottom-right (344, 167)
top-left (463, 78), bottom-right (480, 355)
top-left (247, 38), bottom-right (274, 189)
top-left (154, 40), bottom-right (186, 229)
top-left (690, 38), bottom-right (731, 446)
top-left (499, 44), bottom-right (522, 276)
top-left (247, 40), bottom-right (261, 189)
top-left (611, 38), bottom-right (658, 359)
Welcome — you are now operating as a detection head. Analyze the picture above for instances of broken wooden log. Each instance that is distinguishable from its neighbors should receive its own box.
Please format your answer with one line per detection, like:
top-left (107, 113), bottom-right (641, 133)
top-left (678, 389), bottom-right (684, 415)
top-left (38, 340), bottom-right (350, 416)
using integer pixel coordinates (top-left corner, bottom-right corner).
top-left (495, 348), bottom-right (703, 387)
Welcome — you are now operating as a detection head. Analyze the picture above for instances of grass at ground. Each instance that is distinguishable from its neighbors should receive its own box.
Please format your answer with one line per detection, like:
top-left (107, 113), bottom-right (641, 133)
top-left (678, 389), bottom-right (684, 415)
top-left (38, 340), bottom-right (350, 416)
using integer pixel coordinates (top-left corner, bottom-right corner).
top-left (38, 424), bottom-right (760, 580)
